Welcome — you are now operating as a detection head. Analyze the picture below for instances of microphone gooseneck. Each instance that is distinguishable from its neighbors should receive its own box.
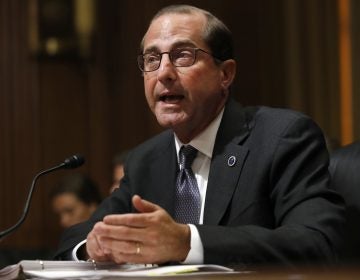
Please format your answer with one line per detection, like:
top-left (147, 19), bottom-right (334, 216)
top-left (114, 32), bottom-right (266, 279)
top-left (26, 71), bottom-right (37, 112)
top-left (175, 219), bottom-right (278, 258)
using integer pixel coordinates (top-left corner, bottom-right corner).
top-left (0, 154), bottom-right (85, 241)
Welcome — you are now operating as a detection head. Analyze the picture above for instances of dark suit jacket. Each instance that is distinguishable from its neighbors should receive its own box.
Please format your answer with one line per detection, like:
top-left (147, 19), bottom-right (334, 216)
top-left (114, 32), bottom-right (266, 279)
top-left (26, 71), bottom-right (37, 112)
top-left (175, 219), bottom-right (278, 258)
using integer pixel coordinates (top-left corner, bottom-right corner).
top-left (329, 141), bottom-right (360, 263)
top-left (55, 98), bottom-right (344, 267)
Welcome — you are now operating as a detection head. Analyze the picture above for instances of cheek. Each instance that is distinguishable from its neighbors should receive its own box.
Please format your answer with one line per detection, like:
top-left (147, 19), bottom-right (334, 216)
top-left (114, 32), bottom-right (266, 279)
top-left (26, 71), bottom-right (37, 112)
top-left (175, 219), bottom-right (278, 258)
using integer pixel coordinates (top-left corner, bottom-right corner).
top-left (187, 64), bottom-right (221, 86)
top-left (187, 71), bottom-right (222, 100)
top-left (144, 91), bottom-right (155, 114)
top-left (144, 77), bottom-right (156, 106)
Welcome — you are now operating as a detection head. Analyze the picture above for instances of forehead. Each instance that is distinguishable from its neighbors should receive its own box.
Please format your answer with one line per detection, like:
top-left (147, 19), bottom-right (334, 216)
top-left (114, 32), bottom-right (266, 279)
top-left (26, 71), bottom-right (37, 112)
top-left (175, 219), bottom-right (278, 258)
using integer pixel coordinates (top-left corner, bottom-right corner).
top-left (143, 12), bottom-right (207, 51)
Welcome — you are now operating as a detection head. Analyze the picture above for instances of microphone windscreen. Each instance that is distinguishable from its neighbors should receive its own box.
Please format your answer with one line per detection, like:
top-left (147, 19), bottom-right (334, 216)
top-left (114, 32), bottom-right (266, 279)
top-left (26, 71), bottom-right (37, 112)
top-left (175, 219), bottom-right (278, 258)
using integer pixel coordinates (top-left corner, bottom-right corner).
top-left (63, 154), bottom-right (85, 169)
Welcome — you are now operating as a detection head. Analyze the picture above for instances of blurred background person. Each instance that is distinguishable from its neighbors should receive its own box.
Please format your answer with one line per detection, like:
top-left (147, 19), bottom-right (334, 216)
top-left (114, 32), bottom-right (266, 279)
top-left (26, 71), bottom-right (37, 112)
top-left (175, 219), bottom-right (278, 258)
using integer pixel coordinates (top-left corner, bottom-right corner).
top-left (50, 173), bottom-right (102, 228)
top-left (109, 151), bottom-right (129, 193)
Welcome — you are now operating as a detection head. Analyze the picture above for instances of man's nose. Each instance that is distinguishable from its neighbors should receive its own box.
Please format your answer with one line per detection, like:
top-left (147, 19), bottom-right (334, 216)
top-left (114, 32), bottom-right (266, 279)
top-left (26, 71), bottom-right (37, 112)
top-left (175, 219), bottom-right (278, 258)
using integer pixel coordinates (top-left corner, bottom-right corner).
top-left (157, 54), bottom-right (177, 82)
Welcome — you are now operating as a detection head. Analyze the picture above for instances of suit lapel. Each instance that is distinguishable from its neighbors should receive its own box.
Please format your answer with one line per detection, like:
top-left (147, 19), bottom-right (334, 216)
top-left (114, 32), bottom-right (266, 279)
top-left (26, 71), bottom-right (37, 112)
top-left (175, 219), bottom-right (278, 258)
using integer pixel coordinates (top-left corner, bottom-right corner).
top-left (204, 99), bottom-right (253, 225)
top-left (144, 134), bottom-right (178, 215)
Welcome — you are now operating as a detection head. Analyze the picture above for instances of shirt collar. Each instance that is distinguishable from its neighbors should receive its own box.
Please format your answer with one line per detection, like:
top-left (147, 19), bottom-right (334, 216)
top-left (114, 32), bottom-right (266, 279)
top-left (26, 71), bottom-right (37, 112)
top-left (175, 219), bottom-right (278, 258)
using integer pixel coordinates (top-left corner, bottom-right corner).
top-left (174, 108), bottom-right (224, 159)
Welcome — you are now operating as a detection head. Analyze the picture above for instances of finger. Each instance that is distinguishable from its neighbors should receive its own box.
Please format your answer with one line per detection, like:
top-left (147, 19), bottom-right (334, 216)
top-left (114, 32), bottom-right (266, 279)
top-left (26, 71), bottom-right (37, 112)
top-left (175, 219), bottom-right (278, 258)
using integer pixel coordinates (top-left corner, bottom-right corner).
top-left (100, 237), bottom-right (142, 256)
top-left (104, 242), bottom-right (156, 265)
top-left (110, 252), bottom-right (143, 265)
top-left (102, 213), bottom-right (148, 227)
top-left (93, 223), bottom-right (143, 242)
top-left (102, 196), bottom-right (163, 226)
top-left (87, 230), bottom-right (104, 256)
top-left (132, 194), bottom-right (161, 213)
top-left (86, 231), bottom-right (109, 261)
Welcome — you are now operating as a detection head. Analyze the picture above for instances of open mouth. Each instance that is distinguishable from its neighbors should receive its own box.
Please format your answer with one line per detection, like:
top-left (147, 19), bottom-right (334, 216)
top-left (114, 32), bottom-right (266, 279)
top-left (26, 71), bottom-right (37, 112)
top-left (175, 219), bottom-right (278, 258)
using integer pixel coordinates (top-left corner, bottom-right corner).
top-left (159, 95), bottom-right (184, 103)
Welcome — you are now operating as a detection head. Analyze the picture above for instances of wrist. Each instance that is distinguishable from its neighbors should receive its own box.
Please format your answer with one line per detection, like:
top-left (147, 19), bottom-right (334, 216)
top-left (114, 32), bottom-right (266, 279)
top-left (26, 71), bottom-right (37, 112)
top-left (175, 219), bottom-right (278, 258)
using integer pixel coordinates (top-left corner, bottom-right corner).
top-left (177, 224), bottom-right (191, 262)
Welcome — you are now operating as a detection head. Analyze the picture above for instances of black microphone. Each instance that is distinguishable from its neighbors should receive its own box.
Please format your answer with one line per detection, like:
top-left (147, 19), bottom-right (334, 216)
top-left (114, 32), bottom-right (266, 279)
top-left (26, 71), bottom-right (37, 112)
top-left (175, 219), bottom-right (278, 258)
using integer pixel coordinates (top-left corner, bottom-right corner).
top-left (61, 154), bottom-right (85, 169)
top-left (0, 154), bottom-right (85, 241)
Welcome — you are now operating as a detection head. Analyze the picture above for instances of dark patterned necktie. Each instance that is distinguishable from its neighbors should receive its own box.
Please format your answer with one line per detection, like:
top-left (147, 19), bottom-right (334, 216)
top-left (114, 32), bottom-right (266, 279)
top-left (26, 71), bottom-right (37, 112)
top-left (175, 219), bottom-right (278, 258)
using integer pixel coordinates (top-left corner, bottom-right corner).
top-left (174, 145), bottom-right (201, 224)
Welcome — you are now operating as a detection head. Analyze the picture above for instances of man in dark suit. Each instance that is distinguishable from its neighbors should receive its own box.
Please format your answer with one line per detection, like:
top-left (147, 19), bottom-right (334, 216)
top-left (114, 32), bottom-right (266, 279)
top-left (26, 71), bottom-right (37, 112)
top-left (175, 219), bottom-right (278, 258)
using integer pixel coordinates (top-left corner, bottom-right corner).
top-left (329, 141), bottom-right (360, 263)
top-left (55, 5), bottom-right (344, 267)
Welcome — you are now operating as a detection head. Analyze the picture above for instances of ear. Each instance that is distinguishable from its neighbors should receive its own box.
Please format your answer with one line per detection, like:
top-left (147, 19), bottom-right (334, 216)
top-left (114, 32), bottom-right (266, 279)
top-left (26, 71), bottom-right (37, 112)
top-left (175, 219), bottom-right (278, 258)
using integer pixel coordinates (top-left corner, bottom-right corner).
top-left (219, 59), bottom-right (236, 91)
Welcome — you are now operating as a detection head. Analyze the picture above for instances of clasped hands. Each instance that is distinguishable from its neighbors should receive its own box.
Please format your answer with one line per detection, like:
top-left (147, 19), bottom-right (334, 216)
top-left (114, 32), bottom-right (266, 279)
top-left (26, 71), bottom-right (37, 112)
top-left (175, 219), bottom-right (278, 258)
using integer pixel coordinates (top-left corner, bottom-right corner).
top-left (86, 195), bottom-right (191, 264)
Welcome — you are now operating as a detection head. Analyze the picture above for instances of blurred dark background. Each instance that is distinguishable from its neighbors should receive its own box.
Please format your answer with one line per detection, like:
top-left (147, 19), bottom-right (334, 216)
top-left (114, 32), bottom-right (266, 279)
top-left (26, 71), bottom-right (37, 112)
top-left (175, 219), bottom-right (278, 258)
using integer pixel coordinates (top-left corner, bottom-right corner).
top-left (0, 0), bottom-right (359, 265)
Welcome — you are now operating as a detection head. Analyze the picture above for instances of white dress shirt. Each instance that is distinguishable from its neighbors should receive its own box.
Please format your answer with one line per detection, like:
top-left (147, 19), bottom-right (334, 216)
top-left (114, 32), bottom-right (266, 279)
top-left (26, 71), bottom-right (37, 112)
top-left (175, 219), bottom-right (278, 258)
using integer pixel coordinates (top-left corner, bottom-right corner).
top-left (174, 108), bottom-right (224, 264)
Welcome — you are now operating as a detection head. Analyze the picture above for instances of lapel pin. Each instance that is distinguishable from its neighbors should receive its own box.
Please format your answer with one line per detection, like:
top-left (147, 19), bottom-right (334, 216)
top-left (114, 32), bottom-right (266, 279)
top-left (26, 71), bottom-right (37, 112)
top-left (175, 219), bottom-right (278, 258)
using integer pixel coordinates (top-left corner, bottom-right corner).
top-left (227, 155), bottom-right (236, 167)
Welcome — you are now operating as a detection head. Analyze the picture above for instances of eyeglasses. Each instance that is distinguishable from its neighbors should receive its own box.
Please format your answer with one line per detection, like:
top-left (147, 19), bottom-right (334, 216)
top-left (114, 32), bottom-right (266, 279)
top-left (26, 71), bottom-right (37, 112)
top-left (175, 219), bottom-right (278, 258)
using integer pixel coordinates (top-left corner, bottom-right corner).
top-left (137, 48), bottom-right (218, 72)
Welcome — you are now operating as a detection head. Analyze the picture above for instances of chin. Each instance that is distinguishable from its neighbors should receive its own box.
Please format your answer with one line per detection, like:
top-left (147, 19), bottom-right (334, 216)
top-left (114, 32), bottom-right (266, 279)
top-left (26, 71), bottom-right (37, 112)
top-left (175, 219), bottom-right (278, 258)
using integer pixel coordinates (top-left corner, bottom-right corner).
top-left (155, 110), bottom-right (183, 125)
top-left (156, 116), bottom-right (186, 129)
top-left (157, 119), bottom-right (176, 129)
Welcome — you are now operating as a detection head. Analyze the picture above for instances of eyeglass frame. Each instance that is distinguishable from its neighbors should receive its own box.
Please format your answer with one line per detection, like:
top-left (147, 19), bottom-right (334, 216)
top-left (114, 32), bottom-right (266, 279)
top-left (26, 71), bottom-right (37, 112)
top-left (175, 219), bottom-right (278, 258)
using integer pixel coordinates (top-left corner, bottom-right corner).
top-left (137, 47), bottom-right (222, 72)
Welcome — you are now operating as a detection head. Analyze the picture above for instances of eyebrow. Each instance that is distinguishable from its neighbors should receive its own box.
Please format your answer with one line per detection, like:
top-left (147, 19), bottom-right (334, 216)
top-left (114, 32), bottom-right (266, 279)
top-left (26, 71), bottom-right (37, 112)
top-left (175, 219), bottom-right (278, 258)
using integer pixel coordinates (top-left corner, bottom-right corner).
top-left (143, 40), bottom-right (198, 54)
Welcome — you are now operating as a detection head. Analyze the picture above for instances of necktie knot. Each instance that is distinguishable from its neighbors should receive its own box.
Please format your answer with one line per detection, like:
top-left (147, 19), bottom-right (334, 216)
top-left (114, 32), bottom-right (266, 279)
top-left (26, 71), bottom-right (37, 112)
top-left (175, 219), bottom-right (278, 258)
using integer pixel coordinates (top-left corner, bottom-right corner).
top-left (179, 145), bottom-right (198, 169)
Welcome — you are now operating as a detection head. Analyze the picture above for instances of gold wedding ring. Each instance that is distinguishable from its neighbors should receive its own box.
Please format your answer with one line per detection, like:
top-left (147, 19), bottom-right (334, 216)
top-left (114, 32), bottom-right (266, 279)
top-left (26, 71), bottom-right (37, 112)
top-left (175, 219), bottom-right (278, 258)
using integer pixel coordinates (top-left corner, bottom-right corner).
top-left (136, 242), bottom-right (141, 255)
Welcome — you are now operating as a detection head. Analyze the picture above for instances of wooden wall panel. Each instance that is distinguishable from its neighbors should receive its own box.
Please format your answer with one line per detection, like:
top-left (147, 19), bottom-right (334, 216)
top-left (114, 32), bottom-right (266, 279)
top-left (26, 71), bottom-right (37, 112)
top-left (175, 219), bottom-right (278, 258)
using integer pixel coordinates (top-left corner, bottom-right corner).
top-left (282, 0), bottom-right (341, 143)
top-left (338, 0), bottom-right (354, 144)
top-left (0, 0), bottom-right (42, 248)
top-left (351, 0), bottom-right (360, 140)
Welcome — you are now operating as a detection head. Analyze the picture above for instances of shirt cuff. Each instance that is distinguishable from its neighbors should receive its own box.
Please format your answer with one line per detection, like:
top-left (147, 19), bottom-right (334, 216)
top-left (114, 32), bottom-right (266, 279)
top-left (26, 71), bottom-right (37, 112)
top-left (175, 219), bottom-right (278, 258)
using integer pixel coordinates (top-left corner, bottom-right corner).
top-left (72, 239), bottom-right (87, 261)
top-left (182, 224), bottom-right (204, 264)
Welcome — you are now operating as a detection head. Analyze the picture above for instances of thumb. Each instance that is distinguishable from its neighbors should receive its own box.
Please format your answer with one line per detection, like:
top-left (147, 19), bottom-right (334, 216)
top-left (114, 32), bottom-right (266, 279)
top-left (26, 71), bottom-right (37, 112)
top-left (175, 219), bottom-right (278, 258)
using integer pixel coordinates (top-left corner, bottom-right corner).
top-left (132, 195), bottom-right (161, 213)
